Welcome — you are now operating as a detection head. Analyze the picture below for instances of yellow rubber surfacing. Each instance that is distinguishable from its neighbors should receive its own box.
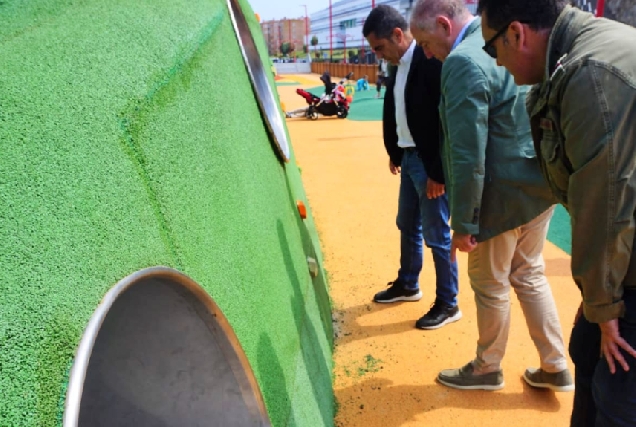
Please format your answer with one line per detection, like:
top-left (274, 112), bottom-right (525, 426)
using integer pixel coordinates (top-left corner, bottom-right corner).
top-left (279, 74), bottom-right (579, 427)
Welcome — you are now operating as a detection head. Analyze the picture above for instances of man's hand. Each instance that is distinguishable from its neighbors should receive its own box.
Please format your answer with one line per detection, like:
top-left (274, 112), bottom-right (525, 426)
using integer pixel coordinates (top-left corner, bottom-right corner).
top-left (450, 233), bottom-right (478, 262)
top-left (599, 318), bottom-right (636, 374)
top-left (426, 179), bottom-right (445, 199)
top-left (389, 160), bottom-right (401, 175)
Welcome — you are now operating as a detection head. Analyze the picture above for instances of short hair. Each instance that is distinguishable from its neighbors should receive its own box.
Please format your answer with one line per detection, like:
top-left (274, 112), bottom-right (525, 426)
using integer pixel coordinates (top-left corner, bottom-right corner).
top-left (411, 0), bottom-right (470, 30)
top-left (477, 0), bottom-right (570, 30)
top-left (362, 5), bottom-right (407, 39)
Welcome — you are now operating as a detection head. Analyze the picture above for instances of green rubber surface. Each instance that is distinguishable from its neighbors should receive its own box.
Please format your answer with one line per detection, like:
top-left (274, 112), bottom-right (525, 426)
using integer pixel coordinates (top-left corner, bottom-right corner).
top-left (547, 204), bottom-right (572, 255)
top-left (0, 1), bottom-right (334, 426)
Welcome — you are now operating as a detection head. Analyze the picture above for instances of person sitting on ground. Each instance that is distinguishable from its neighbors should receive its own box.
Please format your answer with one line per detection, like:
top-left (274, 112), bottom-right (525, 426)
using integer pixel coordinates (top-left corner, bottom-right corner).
top-left (320, 70), bottom-right (334, 96)
top-left (357, 75), bottom-right (370, 91)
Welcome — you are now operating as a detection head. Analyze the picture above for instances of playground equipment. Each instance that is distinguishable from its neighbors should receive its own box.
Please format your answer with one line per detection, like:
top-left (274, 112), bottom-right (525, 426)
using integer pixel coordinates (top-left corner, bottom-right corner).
top-left (286, 72), bottom-right (354, 120)
top-left (0, 0), bottom-right (334, 425)
top-left (64, 268), bottom-right (271, 427)
top-left (229, 0), bottom-right (290, 161)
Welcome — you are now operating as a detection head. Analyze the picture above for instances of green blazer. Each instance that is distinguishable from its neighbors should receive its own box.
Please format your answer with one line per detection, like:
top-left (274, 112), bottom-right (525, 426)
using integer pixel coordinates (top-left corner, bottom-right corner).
top-left (439, 18), bottom-right (555, 242)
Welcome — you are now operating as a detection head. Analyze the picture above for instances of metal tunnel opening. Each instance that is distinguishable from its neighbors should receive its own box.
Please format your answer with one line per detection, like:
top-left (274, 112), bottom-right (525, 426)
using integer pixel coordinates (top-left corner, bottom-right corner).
top-left (64, 267), bottom-right (271, 427)
top-left (227, 0), bottom-right (291, 163)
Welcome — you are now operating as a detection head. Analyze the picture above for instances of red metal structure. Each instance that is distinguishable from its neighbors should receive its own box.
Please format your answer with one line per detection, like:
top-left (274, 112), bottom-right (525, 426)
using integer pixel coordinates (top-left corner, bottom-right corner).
top-left (330, 33), bottom-right (353, 63)
top-left (329, 0), bottom-right (333, 60)
top-left (596, 0), bottom-right (606, 16)
top-left (288, 21), bottom-right (294, 62)
top-left (302, 4), bottom-right (309, 55)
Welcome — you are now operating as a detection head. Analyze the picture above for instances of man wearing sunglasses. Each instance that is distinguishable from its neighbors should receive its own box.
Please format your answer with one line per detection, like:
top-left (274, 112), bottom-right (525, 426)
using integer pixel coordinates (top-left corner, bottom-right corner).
top-left (409, 0), bottom-right (573, 392)
top-left (478, 0), bottom-right (636, 425)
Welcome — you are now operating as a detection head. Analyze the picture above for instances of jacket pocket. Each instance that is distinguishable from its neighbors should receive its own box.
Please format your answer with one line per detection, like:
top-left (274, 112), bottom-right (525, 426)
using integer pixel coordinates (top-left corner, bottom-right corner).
top-left (541, 130), bottom-right (571, 198)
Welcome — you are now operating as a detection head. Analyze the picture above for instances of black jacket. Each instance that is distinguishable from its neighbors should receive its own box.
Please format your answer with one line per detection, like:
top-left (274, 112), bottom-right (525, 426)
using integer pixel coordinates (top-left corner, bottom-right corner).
top-left (383, 46), bottom-right (444, 183)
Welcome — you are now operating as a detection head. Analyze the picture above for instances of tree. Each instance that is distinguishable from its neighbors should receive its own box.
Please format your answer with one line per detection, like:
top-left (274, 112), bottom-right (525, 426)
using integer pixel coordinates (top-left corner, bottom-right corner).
top-left (311, 35), bottom-right (319, 50)
top-left (280, 42), bottom-right (294, 56)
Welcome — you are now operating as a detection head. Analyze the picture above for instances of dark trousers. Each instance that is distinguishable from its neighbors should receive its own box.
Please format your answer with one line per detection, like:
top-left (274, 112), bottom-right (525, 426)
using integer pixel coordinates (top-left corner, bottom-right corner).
top-left (569, 289), bottom-right (636, 426)
top-left (376, 76), bottom-right (385, 93)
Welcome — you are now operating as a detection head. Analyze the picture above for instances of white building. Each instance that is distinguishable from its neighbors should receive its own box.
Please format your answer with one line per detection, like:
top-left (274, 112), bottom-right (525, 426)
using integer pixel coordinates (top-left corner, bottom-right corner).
top-left (309, 0), bottom-right (478, 58)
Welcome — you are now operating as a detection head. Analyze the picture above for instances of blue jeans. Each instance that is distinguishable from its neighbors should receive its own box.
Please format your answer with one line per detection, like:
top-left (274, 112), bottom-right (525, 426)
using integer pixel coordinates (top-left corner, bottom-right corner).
top-left (569, 289), bottom-right (636, 427)
top-left (396, 149), bottom-right (458, 307)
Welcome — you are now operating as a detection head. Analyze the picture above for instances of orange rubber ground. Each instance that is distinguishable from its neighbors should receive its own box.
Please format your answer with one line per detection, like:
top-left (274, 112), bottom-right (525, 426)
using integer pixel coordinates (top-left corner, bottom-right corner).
top-left (278, 74), bottom-right (580, 427)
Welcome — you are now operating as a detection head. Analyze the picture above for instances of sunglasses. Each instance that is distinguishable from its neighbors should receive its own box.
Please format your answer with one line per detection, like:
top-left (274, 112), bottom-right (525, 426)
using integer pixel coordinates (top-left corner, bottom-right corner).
top-left (483, 21), bottom-right (529, 59)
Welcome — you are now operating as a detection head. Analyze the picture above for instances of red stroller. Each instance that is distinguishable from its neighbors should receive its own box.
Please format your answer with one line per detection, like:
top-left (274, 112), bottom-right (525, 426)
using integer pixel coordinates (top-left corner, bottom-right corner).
top-left (285, 72), bottom-right (354, 120)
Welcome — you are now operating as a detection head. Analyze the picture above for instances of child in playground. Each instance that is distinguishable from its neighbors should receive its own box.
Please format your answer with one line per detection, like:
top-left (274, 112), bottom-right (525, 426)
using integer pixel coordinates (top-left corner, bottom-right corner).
top-left (357, 75), bottom-right (369, 91)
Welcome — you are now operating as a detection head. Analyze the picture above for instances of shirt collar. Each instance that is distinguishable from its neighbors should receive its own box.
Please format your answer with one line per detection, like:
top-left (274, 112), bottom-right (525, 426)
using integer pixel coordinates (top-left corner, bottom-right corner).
top-left (451, 17), bottom-right (476, 51)
top-left (399, 40), bottom-right (417, 66)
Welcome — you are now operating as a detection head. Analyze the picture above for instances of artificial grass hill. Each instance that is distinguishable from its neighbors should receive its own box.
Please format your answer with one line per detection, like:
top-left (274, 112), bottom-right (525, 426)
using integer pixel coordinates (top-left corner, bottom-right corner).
top-left (0, 0), bottom-right (334, 426)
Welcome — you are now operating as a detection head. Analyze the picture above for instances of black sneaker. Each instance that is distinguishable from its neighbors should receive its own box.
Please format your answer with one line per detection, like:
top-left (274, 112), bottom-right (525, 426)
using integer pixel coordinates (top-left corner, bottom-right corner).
top-left (415, 301), bottom-right (462, 329)
top-left (373, 280), bottom-right (422, 303)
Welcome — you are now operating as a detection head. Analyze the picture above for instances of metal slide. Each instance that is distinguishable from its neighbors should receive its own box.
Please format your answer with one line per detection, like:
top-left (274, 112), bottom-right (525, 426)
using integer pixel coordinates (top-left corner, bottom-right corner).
top-left (64, 267), bottom-right (271, 427)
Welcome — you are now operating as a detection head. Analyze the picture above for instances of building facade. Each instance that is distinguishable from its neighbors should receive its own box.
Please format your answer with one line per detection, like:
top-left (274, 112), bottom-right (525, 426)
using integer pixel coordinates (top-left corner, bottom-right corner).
top-left (308, 0), bottom-right (478, 59)
top-left (261, 18), bottom-right (310, 57)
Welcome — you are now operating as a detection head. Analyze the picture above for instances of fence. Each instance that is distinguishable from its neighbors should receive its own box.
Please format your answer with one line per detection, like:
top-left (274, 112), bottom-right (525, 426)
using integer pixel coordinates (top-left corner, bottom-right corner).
top-left (311, 62), bottom-right (380, 83)
top-left (274, 62), bottom-right (312, 74)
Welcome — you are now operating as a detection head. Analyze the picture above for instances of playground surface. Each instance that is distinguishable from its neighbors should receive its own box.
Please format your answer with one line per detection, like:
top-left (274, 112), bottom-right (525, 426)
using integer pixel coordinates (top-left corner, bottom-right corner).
top-left (278, 73), bottom-right (580, 427)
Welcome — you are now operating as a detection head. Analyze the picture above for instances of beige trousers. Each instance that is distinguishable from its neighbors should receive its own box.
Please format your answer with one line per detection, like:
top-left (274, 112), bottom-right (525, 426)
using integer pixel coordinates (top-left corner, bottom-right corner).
top-left (468, 206), bottom-right (568, 374)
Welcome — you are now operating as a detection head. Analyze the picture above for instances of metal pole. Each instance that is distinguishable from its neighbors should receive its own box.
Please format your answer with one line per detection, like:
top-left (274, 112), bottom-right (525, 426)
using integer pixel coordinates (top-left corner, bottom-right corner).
top-left (370, 1), bottom-right (375, 64)
top-left (288, 20), bottom-right (293, 61)
top-left (360, 33), bottom-right (365, 64)
top-left (278, 22), bottom-right (283, 57)
top-left (329, 0), bottom-right (333, 61)
top-left (344, 36), bottom-right (347, 64)
top-left (302, 5), bottom-right (309, 56)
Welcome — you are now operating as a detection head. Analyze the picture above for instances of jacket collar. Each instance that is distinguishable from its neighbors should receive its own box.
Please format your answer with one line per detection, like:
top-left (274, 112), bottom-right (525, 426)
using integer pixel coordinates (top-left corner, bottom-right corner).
top-left (403, 45), bottom-right (424, 90)
top-left (461, 16), bottom-right (482, 43)
top-left (400, 40), bottom-right (417, 67)
top-left (545, 6), bottom-right (590, 78)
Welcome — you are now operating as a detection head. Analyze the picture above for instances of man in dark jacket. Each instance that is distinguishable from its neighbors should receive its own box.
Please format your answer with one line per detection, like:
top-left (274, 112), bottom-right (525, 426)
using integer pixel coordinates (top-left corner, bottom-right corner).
top-left (363, 5), bottom-right (460, 330)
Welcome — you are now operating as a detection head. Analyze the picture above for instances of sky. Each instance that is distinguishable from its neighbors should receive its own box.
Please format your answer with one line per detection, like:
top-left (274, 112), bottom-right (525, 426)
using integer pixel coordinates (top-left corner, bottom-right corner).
top-left (247, 0), bottom-right (330, 21)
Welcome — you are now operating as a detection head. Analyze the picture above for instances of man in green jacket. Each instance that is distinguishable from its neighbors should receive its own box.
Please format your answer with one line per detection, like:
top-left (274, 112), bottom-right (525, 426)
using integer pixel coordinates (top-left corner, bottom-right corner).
top-left (477, 0), bottom-right (636, 424)
top-left (410, 0), bottom-right (573, 392)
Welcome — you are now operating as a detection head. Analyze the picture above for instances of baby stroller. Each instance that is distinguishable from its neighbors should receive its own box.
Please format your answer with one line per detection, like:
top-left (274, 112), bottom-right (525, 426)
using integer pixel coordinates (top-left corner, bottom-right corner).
top-left (286, 71), bottom-right (354, 120)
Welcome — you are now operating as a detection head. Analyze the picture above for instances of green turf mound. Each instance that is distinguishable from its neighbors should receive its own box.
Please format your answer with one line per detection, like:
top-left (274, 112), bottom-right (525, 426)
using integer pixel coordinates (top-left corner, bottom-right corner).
top-left (0, 1), bottom-right (334, 426)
